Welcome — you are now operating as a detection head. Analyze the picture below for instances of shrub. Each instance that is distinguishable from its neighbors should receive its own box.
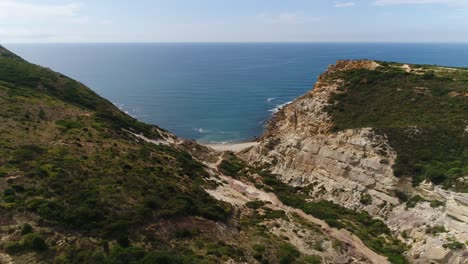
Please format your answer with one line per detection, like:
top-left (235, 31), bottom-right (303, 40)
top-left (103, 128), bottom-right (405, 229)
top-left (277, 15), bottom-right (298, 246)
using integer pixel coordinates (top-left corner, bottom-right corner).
top-left (360, 193), bottom-right (373, 205)
top-left (22, 233), bottom-right (48, 251)
top-left (55, 119), bottom-right (84, 131)
top-left (5, 233), bottom-right (48, 254)
top-left (401, 231), bottom-right (408, 239)
top-left (218, 153), bottom-right (247, 177)
top-left (426, 225), bottom-right (447, 235)
top-left (107, 246), bottom-right (146, 264)
top-left (4, 242), bottom-right (23, 254)
top-left (10, 145), bottom-right (43, 164)
top-left (252, 244), bottom-right (266, 253)
top-left (395, 190), bottom-right (409, 202)
top-left (117, 236), bottom-right (130, 248)
top-left (277, 243), bottom-right (300, 264)
top-left (139, 252), bottom-right (184, 264)
top-left (3, 188), bottom-right (15, 196)
top-left (443, 241), bottom-right (466, 250)
top-left (246, 200), bottom-right (266, 209)
top-left (21, 223), bottom-right (33, 235)
top-left (406, 195), bottom-right (426, 209)
top-left (430, 200), bottom-right (444, 208)
top-left (174, 228), bottom-right (200, 239)
top-left (304, 255), bottom-right (322, 264)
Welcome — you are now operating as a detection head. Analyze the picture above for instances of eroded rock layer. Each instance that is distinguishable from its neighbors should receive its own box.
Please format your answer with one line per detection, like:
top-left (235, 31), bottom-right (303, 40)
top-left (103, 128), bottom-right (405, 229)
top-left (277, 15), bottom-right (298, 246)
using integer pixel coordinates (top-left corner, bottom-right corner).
top-left (244, 60), bottom-right (468, 263)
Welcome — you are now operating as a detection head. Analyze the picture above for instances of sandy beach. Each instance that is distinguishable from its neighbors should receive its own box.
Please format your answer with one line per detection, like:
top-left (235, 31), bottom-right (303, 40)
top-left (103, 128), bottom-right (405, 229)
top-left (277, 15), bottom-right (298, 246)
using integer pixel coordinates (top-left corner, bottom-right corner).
top-left (204, 141), bottom-right (259, 152)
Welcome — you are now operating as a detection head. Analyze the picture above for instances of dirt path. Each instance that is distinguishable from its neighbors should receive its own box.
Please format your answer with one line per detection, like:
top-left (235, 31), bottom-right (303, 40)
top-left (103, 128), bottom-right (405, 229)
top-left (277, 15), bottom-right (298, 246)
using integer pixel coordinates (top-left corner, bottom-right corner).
top-left (206, 154), bottom-right (390, 264)
top-left (289, 208), bottom-right (390, 264)
top-left (203, 142), bottom-right (259, 152)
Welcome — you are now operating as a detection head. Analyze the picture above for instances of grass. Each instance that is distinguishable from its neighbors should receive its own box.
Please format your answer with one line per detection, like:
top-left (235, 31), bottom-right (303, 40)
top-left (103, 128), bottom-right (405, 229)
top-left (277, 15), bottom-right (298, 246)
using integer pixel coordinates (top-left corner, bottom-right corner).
top-left (325, 63), bottom-right (467, 191)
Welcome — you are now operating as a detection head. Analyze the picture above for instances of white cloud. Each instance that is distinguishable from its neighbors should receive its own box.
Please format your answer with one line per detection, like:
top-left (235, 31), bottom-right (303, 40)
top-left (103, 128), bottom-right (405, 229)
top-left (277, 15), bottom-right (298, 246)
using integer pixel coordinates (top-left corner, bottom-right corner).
top-left (334, 1), bottom-right (356, 8)
top-left (374, 0), bottom-right (468, 6)
top-left (0, 0), bottom-right (114, 42)
top-left (0, 0), bottom-right (80, 21)
top-left (257, 12), bottom-right (320, 25)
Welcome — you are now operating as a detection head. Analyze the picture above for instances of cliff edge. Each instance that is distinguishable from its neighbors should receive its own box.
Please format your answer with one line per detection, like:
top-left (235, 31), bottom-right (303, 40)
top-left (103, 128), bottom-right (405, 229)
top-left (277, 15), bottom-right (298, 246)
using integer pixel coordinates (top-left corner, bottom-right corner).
top-left (244, 60), bottom-right (468, 263)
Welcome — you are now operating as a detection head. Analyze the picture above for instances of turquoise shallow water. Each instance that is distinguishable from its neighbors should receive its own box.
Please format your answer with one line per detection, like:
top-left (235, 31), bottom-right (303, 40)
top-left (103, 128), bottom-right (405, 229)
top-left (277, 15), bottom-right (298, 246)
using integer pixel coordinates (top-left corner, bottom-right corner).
top-left (6, 43), bottom-right (468, 143)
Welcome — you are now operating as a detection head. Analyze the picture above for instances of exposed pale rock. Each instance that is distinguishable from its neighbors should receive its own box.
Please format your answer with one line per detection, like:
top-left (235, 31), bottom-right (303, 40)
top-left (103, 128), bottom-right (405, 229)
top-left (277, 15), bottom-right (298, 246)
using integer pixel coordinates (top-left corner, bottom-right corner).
top-left (243, 60), bottom-right (468, 263)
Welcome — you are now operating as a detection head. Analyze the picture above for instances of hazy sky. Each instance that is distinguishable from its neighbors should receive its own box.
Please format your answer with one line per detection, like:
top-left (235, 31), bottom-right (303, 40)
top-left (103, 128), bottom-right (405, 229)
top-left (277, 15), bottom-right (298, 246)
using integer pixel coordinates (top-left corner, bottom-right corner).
top-left (1, 0), bottom-right (468, 43)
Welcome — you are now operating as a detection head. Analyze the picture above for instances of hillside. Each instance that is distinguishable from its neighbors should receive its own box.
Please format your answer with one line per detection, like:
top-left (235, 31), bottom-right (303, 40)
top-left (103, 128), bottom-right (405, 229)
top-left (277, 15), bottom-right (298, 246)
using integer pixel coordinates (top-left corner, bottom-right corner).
top-left (244, 60), bottom-right (468, 263)
top-left (0, 45), bottom-right (466, 264)
top-left (0, 46), bottom-right (401, 264)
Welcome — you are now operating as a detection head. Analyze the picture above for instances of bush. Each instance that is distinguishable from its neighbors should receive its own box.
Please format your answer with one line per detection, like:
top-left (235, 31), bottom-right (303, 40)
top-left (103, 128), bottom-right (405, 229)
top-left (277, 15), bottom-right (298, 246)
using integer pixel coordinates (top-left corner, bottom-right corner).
top-left (246, 200), bottom-right (266, 209)
top-left (22, 233), bottom-right (48, 251)
top-left (117, 236), bottom-right (130, 248)
top-left (425, 167), bottom-right (447, 185)
top-left (218, 153), bottom-right (247, 177)
top-left (430, 200), bottom-right (444, 208)
top-left (139, 252), bottom-right (184, 264)
top-left (395, 190), bottom-right (409, 202)
top-left (360, 193), bottom-right (373, 205)
top-left (406, 195), bottom-right (426, 209)
top-left (174, 228), bottom-right (200, 239)
top-left (443, 241), bottom-right (466, 250)
top-left (4, 233), bottom-right (48, 254)
top-left (21, 223), bottom-right (33, 235)
top-left (10, 145), bottom-right (43, 164)
top-left (4, 241), bottom-right (23, 254)
top-left (55, 119), bottom-right (84, 131)
top-left (426, 225), bottom-right (447, 235)
top-left (277, 243), bottom-right (300, 264)
top-left (107, 246), bottom-right (146, 264)
top-left (3, 188), bottom-right (15, 196)
top-left (304, 255), bottom-right (322, 264)
top-left (252, 244), bottom-right (266, 253)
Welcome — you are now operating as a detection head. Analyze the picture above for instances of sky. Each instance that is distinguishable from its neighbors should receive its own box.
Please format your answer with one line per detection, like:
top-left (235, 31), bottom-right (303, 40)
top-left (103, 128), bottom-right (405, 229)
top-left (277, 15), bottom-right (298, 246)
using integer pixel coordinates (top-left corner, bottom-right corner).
top-left (1, 0), bottom-right (468, 43)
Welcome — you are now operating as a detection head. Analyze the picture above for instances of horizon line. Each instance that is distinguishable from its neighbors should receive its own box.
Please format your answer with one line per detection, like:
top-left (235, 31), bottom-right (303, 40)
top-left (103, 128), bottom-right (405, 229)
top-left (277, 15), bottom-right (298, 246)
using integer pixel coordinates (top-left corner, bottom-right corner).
top-left (4, 41), bottom-right (468, 45)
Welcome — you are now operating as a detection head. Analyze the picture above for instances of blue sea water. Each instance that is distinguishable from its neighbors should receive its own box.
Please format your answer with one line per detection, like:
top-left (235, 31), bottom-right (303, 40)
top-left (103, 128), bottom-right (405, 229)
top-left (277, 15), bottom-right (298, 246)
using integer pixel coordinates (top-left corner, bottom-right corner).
top-left (5, 43), bottom-right (468, 143)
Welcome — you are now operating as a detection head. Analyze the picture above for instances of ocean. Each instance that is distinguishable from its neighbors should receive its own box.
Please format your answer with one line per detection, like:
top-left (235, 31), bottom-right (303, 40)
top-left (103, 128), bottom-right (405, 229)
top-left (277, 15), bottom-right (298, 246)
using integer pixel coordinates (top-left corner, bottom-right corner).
top-left (5, 43), bottom-right (468, 143)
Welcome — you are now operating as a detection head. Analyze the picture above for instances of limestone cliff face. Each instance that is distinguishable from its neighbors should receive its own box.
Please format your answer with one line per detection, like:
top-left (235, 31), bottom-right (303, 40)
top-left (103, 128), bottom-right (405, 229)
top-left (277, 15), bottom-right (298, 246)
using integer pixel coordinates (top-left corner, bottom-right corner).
top-left (243, 60), bottom-right (468, 263)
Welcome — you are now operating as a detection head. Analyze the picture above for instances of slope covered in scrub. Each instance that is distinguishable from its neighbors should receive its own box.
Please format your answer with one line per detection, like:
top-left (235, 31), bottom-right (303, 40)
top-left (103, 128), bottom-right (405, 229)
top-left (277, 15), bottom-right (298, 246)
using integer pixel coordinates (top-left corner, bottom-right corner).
top-left (325, 62), bottom-right (468, 191)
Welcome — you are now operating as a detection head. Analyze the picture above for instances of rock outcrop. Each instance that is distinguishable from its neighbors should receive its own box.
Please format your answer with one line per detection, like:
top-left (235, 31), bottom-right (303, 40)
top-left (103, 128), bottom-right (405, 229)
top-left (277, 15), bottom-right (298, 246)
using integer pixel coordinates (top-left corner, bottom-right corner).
top-left (243, 60), bottom-right (468, 263)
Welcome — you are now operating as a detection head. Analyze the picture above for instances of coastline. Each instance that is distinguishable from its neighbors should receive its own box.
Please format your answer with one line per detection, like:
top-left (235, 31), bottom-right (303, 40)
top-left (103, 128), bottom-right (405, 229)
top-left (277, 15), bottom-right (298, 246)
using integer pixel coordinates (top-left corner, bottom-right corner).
top-left (203, 141), bottom-right (259, 152)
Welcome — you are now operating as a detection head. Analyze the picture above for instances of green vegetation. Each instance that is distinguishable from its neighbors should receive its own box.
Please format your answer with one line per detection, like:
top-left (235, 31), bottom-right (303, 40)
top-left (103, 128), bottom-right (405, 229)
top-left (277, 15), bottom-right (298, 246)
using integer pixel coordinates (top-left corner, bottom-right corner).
top-left (443, 237), bottom-right (466, 250)
top-left (277, 242), bottom-right (300, 264)
top-left (304, 255), bottom-right (322, 264)
top-left (0, 44), bottom-right (338, 264)
top-left (406, 195), bottom-right (426, 209)
top-left (0, 55), bottom-right (161, 139)
top-left (4, 233), bottom-right (48, 254)
top-left (426, 225), bottom-right (448, 235)
top-left (360, 192), bottom-right (373, 205)
top-left (0, 46), bottom-right (240, 263)
top-left (326, 63), bottom-right (467, 191)
top-left (20, 223), bottom-right (33, 235)
top-left (218, 152), bottom-right (248, 178)
top-left (430, 200), bottom-right (445, 208)
top-left (245, 200), bottom-right (268, 209)
top-left (255, 170), bottom-right (409, 264)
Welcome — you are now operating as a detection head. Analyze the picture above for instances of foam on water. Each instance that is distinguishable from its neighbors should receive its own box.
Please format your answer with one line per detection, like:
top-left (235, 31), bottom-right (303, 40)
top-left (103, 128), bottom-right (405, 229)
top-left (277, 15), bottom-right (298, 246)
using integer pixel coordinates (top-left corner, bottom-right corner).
top-left (7, 43), bottom-right (468, 143)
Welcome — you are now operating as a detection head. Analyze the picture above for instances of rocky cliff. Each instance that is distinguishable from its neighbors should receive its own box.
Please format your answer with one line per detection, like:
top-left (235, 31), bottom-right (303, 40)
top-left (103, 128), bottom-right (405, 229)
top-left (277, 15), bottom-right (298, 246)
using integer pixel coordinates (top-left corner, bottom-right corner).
top-left (243, 60), bottom-right (468, 263)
